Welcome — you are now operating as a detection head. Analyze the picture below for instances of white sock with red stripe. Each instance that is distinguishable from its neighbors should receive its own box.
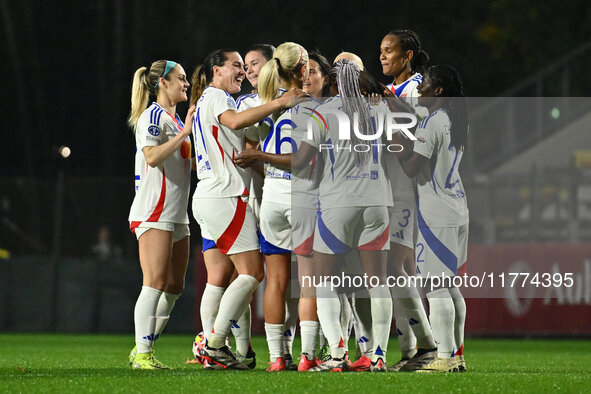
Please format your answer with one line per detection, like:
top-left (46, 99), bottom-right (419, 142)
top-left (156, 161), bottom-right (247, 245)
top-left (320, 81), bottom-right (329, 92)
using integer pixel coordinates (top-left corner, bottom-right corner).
top-left (300, 320), bottom-right (319, 359)
top-left (265, 322), bottom-right (285, 363)
top-left (209, 274), bottom-right (259, 349)
top-left (231, 305), bottom-right (252, 357)
top-left (449, 286), bottom-right (466, 357)
top-left (369, 286), bottom-right (392, 362)
top-left (427, 288), bottom-right (456, 359)
top-left (134, 286), bottom-right (162, 353)
top-left (338, 293), bottom-right (352, 352)
top-left (351, 290), bottom-right (373, 357)
top-left (316, 281), bottom-right (346, 359)
top-left (201, 283), bottom-right (225, 337)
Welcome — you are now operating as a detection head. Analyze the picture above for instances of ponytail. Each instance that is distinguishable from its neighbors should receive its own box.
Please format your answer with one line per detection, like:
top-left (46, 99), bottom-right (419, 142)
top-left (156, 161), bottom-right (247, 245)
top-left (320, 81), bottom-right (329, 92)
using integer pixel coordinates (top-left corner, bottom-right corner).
top-left (128, 67), bottom-right (150, 129)
top-left (127, 60), bottom-right (174, 130)
top-left (258, 59), bottom-right (281, 104)
top-left (412, 50), bottom-right (430, 74)
top-left (190, 65), bottom-right (208, 106)
top-left (258, 42), bottom-right (308, 104)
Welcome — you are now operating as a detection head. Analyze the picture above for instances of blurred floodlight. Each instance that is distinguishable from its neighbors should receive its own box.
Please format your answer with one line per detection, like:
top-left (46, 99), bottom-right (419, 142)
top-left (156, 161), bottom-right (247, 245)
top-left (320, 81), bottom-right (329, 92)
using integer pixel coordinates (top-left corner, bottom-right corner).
top-left (59, 146), bottom-right (71, 158)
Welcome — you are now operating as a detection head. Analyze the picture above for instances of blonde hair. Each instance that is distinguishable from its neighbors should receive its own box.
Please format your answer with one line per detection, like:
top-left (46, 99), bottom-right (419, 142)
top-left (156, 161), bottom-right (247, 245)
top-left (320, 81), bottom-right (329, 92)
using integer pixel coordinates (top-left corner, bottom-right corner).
top-left (258, 42), bottom-right (308, 103)
top-left (128, 60), bottom-right (169, 129)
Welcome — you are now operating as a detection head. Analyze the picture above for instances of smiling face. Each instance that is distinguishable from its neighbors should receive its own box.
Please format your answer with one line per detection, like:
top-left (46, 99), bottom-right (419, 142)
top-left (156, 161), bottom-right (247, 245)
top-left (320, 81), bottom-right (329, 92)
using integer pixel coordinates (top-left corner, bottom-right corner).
top-left (160, 64), bottom-right (190, 104)
top-left (244, 50), bottom-right (268, 89)
top-left (303, 59), bottom-right (327, 98)
top-left (213, 52), bottom-right (245, 94)
top-left (380, 34), bottom-right (412, 78)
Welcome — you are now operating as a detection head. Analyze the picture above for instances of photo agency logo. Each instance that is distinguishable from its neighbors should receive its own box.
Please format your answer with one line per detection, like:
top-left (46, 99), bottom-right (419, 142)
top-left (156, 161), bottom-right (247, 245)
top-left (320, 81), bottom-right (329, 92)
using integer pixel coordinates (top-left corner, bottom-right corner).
top-left (303, 104), bottom-right (418, 152)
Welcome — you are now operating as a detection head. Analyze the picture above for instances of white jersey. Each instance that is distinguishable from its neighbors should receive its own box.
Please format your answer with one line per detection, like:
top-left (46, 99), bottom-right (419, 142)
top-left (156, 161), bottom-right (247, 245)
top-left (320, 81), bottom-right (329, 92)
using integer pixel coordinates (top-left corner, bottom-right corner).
top-left (307, 96), bottom-right (393, 209)
top-left (193, 87), bottom-right (251, 198)
top-left (129, 102), bottom-right (191, 224)
top-left (413, 109), bottom-right (469, 227)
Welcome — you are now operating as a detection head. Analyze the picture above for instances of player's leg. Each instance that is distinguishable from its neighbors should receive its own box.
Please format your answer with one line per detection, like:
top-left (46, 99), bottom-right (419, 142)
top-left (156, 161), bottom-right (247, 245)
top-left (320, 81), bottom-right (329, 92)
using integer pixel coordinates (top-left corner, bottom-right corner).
top-left (132, 226), bottom-right (173, 369)
top-left (297, 253), bottom-right (321, 371)
top-left (283, 276), bottom-right (300, 370)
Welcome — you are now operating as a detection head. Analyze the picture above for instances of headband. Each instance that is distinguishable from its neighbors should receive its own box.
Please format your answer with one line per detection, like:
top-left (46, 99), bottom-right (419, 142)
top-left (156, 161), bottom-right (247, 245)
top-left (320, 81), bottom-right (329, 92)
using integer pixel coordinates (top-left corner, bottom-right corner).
top-left (154, 60), bottom-right (177, 88)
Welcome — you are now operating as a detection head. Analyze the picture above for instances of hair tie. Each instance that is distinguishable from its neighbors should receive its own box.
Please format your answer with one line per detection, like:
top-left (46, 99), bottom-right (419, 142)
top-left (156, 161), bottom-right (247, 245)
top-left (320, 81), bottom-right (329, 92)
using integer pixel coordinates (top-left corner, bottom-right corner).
top-left (292, 47), bottom-right (304, 71)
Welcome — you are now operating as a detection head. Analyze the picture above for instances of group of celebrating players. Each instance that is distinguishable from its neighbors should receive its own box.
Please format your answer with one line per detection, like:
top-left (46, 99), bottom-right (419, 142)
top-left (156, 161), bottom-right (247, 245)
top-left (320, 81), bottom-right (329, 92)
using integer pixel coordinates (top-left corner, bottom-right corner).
top-left (126, 29), bottom-right (470, 373)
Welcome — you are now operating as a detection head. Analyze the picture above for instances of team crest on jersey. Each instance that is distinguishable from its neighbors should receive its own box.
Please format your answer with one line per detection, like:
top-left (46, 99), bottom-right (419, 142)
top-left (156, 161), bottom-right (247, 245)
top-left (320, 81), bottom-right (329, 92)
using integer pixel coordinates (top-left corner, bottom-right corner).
top-left (148, 125), bottom-right (161, 136)
top-left (417, 137), bottom-right (426, 143)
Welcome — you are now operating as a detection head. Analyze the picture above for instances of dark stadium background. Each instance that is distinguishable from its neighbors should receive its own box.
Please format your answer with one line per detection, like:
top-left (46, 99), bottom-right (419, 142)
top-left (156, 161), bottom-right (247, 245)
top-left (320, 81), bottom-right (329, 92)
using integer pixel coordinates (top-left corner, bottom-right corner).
top-left (1, 0), bottom-right (590, 335)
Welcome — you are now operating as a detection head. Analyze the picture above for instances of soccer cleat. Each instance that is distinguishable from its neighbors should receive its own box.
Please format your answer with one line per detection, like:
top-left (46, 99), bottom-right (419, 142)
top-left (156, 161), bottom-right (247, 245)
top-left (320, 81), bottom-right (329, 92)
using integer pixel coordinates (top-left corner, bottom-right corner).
top-left (307, 356), bottom-right (349, 372)
top-left (410, 357), bottom-right (457, 373)
top-left (129, 346), bottom-right (137, 365)
top-left (266, 357), bottom-right (286, 372)
top-left (191, 332), bottom-right (206, 365)
top-left (399, 350), bottom-right (438, 372)
top-left (456, 355), bottom-right (466, 372)
top-left (370, 357), bottom-right (386, 372)
top-left (284, 353), bottom-right (298, 371)
top-left (317, 345), bottom-right (330, 362)
top-left (349, 355), bottom-right (371, 372)
top-left (236, 347), bottom-right (257, 370)
top-left (387, 358), bottom-right (410, 372)
top-left (131, 351), bottom-right (170, 370)
top-left (199, 343), bottom-right (249, 370)
top-left (298, 353), bottom-right (320, 371)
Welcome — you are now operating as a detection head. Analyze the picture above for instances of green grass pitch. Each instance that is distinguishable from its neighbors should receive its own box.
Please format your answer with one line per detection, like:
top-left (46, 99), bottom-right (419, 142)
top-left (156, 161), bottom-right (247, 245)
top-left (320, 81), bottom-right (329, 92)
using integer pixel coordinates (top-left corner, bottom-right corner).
top-left (1, 334), bottom-right (590, 393)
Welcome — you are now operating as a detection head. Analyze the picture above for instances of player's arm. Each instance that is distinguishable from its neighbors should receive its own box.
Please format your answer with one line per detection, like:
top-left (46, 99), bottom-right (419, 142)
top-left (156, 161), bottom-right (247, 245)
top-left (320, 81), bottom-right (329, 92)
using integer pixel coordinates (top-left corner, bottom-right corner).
top-left (143, 106), bottom-right (195, 167)
top-left (399, 152), bottom-right (428, 178)
top-left (219, 89), bottom-right (307, 130)
top-left (234, 141), bottom-right (317, 171)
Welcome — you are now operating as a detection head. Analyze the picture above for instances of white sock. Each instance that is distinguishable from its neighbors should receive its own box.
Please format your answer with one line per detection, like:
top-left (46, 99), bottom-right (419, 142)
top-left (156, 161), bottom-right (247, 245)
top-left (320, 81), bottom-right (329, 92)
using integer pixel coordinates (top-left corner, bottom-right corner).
top-left (300, 320), bottom-right (319, 359)
top-left (428, 288), bottom-right (456, 359)
top-left (265, 322), bottom-right (285, 362)
top-left (316, 282), bottom-right (346, 359)
top-left (154, 292), bottom-right (180, 339)
top-left (449, 287), bottom-right (466, 356)
top-left (134, 286), bottom-right (162, 353)
top-left (391, 285), bottom-right (435, 352)
top-left (284, 293), bottom-right (299, 356)
top-left (201, 284), bottom-right (225, 337)
top-left (351, 290), bottom-right (373, 356)
top-left (368, 286), bottom-right (392, 362)
top-left (318, 326), bottom-right (328, 347)
top-left (209, 275), bottom-right (259, 348)
top-left (231, 305), bottom-right (252, 357)
top-left (338, 293), bottom-right (352, 352)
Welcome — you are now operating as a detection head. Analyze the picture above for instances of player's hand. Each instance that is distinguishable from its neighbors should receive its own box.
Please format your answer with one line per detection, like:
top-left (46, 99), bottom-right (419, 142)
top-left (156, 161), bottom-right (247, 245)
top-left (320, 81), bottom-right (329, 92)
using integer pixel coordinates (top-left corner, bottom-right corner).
top-left (234, 149), bottom-right (260, 168)
top-left (182, 105), bottom-right (196, 138)
top-left (277, 88), bottom-right (309, 108)
top-left (369, 93), bottom-right (382, 106)
top-left (379, 82), bottom-right (395, 98)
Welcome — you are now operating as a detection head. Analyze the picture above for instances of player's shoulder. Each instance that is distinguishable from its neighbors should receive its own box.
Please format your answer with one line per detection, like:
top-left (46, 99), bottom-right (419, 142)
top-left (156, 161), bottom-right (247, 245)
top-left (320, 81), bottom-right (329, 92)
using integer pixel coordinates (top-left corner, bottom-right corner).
top-left (137, 102), bottom-right (167, 133)
top-left (417, 109), bottom-right (449, 135)
top-left (236, 93), bottom-right (259, 110)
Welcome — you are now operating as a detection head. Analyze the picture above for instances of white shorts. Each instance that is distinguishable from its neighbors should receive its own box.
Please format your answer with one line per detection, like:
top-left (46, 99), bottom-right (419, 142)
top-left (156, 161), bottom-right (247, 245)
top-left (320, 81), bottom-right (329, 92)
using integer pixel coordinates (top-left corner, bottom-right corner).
top-left (292, 206), bottom-right (317, 256)
top-left (132, 221), bottom-right (190, 243)
top-left (389, 199), bottom-right (415, 249)
top-left (260, 200), bottom-right (292, 254)
top-left (415, 223), bottom-right (469, 278)
top-left (192, 196), bottom-right (259, 255)
top-left (314, 206), bottom-right (390, 255)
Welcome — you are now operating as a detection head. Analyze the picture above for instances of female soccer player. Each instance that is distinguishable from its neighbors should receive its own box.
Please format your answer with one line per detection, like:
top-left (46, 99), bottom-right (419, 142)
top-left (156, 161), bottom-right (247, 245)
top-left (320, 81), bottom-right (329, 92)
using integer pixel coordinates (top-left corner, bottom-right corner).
top-left (190, 49), bottom-right (304, 370)
top-left (304, 50), bottom-right (331, 99)
top-left (305, 60), bottom-right (394, 372)
top-left (398, 65), bottom-right (469, 372)
top-left (127, 60), bottom-right (194, 369)
top-left (379, 29), bottom-right (440, 372)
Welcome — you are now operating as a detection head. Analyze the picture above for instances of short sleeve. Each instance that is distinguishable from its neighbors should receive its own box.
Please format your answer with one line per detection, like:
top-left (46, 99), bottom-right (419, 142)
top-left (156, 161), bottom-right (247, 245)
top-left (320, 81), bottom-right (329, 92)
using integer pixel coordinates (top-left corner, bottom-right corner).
top-left (413, 115), bottom-right (441, 159)
top-left (212, 90), bottom-right (238, 120)
top-left (136, 112), bottom-right (163, 150)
